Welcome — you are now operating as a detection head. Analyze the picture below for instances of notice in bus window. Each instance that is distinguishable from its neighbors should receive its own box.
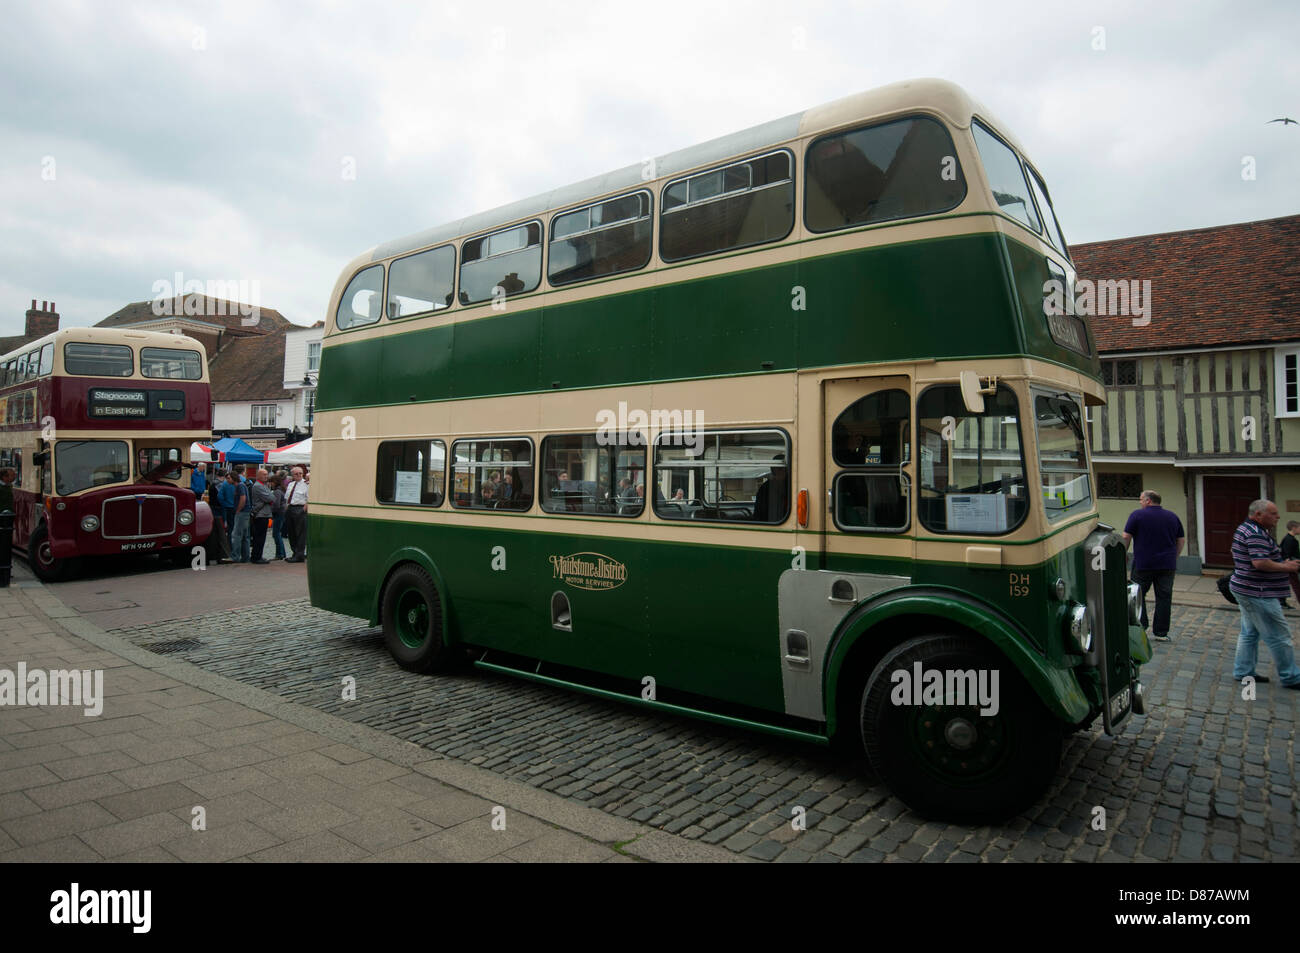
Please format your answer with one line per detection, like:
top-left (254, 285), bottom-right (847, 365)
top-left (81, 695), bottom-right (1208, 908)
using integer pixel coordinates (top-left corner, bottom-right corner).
top-left (946, 492), bottom-right (1007, 533)
top-left (393, 470), bottom-right (421, 504)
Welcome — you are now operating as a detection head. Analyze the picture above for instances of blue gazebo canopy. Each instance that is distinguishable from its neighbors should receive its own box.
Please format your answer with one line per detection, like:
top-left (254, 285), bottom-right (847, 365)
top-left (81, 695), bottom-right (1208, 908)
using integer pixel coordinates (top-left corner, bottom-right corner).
top-left (211, 437), bottom-right (264, 464)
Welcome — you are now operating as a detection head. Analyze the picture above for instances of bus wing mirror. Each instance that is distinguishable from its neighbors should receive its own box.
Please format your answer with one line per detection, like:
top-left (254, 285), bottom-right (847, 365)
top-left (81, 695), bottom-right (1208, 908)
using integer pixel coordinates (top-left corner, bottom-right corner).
top-left (32, 451), bottom-right (49, 466)
top-left (959, 371), bottom-right (985, 414)
top-left (210, 450), bottom-right (220, 462)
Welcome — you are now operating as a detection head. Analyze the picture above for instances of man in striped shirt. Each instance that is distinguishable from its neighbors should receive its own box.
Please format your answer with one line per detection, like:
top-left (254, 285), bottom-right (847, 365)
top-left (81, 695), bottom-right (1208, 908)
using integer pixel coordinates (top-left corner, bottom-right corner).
top-left (1229, 499), bottom-right (1300, 688)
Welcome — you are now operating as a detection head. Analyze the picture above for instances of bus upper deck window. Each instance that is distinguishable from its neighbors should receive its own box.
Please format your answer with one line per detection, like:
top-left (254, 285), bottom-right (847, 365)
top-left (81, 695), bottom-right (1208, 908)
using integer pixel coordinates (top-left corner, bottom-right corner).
top-left (972, 121), bottom-right (1040, 233)
top-left (805, 116), bottom-right (966, 232)
top-left (140, 347), bottom-right (203, 380)
top-left (659, 151), bottom-right (794, 262)
top-left (388, 245), bottom-right (456, 318)
top-left (548, 192), bottom-right (652, 287)
top-left (459, 223), bottom-right (542, 305)
top-left (63, 342), bottom-right (134, 377)
top-left (335, 265), bottom-right (384, 330)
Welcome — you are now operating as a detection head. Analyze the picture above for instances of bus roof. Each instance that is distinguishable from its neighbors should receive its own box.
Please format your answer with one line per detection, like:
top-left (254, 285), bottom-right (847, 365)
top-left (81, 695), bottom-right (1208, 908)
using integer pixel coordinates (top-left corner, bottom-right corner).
top-left (363, 78), bottom-right (1018, 268)
top-left (0, 326), bottom-right (208, 364)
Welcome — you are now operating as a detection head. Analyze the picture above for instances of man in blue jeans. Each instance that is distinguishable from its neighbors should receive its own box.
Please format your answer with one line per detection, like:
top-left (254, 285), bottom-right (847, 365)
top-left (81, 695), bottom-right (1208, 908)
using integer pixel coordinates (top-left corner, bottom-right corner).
top-left (1229, 499), bottom-right (1300, 688)
top-left (1122, 489), bottom-right (1184, 642)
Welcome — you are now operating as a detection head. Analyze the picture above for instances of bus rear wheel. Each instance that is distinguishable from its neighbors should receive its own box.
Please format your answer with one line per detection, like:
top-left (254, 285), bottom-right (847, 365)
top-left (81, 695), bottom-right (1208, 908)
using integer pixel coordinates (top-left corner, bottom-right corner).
top-left (860, 634), bottom-right (1062, 824)
top-left (28, 524), bottom-right (72, 583)
top-left (380, 564), bottom-right (450, 673)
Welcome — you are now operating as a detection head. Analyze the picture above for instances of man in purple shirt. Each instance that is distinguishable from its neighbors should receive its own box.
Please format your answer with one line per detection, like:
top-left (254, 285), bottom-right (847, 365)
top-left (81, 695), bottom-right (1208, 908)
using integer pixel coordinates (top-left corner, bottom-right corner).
top-left (1122, 489), bottom-right (1184, 642)
top-left (1229, 499), bottom-right (1300, 688)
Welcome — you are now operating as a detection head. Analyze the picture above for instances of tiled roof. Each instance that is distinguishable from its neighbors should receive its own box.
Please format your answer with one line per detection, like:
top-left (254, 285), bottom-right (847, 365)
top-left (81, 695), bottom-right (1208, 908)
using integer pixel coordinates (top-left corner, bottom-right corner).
top-left (99, 296), bottom-right (290, 335)
top-left (1073, 214), bottom-right (1300, 353)
top-left (0, 333), bottom-right (33, 356)
top-left (209, 330), bottom-right (292, 401)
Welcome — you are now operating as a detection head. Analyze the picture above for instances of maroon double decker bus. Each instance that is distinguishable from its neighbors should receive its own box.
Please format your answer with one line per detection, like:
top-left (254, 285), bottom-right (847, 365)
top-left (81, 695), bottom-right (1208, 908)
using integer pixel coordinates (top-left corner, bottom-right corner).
top-left (0, 327), bottom-right (214, 581)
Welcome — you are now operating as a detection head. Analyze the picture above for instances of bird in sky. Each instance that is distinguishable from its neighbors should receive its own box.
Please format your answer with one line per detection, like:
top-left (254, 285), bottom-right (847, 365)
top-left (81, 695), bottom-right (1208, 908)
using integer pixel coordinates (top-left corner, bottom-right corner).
top-left (1268, 117), bottom-right (1297, 125)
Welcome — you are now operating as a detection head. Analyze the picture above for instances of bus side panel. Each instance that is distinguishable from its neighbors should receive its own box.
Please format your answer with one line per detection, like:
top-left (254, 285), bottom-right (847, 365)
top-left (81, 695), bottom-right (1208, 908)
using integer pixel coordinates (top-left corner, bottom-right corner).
top-left (639, 534), bottom-right (787, 713)
top-left (538, 288), bottom-right (655, 391)
top-left (797, 234), bottom-right (1020, 369)
top-left (307, 514), bottom-right (654, 681)
top-left (653, 261), bottom-right (799, 381)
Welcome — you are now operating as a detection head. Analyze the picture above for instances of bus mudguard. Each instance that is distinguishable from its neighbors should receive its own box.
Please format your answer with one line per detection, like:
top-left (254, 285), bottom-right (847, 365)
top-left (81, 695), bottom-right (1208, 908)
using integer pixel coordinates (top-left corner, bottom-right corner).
top-left (372, 546), bottom-right (451, 636)
top-left (820, 587), bottom-right (1092, 738)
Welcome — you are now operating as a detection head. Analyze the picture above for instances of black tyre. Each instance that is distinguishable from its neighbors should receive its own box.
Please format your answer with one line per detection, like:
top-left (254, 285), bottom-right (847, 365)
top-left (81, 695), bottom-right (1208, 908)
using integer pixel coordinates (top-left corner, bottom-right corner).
top-left (860, 634), bottom-right (1062, 824)
top-left (162, 546), bottom-right (194, 568)
top-left (380, 564), bottom-right (450, 673)
top-left (27, 523), bottom-right (72, 582)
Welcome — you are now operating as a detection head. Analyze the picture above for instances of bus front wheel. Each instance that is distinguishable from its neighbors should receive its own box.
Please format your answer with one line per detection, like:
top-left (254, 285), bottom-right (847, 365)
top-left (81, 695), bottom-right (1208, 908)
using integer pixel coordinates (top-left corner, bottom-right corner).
top-left (28, 524), bottom-right (72, 583)
top-left (860, 634), bottom-right (1062, 824)
top-left (380, 564), bottom-right (450, 673)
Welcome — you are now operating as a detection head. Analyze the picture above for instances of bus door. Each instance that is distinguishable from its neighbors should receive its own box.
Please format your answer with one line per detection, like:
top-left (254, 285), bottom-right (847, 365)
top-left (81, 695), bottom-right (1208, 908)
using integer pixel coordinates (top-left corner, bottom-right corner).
top-left (821, 375), bottom-right (915, 574)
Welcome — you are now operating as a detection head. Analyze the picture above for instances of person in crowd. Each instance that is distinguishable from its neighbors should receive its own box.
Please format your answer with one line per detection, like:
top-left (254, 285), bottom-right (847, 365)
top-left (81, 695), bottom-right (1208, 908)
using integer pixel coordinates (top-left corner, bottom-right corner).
top-left (229, 471), bottom-right (252, 563)
top-left (0, 466), bottom-right (15, 514)
top-left (269, 474), bottom-right (288, 560)
top-left (248, 469), bottom-right (275, 564)
top-left (1121, 489), bottom-right (1184, 642)
top-left (481, 482), bottom-right (498, 508)
top-left (190, 461), bottom-right (207, 500)
top-left (501, 471), bottom-right (515, 502)
top-left (1279, 520), bottom-right (1300, 607)
top-left (205, 474), bottom-right (231, 564)
top-left (216, 468), bottom-right (237, 544)
top-left (672, 488), bottom-right (685, 501)
top-left (283, 466), bottom-right (309, 562)
top-left (1229, 499), bottom-right (1300, 688)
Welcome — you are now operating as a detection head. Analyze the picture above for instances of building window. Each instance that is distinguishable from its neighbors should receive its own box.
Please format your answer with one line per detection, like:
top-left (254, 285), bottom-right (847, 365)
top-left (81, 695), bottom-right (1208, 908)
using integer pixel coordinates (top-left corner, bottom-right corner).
top-left (307, 342), bottom-right (321, 372)
top-left (1097, 473), bottom-right (1143, 499)
top-left (1101, 359), bottom-right (1137, 387)
top-left (251, 404), bottom-right (278, 428)
top-left (1276, 348), bottom-right (1300, 418)
top-left (304, 389), bottom-right (316, 426)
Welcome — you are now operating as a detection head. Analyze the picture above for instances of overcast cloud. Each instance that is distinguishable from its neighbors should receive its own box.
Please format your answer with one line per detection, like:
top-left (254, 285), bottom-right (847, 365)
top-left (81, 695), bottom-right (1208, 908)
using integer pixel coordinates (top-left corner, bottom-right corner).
top-left (0, 0), bottom-right (1296, 335)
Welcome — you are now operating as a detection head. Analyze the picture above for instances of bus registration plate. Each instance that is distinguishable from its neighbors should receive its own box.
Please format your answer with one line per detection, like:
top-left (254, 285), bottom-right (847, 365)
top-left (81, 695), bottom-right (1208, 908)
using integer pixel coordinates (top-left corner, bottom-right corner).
top-left (1108, 684), bottom-right (1131, 722)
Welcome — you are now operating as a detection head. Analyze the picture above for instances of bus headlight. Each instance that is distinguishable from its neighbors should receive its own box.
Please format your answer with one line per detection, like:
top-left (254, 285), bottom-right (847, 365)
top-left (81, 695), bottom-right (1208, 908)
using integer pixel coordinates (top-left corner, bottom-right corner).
top-left (178, 510), bottom-right (194, 525)
top-left (80, 515), bottom-right (100, 533)
top-left (1067, 605), bottom-right (1092, 653)
top-left (178, 532), bottom-right (192, 545)
top-left (1126, 583), bottom-right (1141, 625)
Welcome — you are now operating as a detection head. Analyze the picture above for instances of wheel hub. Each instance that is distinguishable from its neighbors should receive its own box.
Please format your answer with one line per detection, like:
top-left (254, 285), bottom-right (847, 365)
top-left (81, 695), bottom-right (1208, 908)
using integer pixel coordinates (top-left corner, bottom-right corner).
top-left (944, 717), bottom-right (977, 750)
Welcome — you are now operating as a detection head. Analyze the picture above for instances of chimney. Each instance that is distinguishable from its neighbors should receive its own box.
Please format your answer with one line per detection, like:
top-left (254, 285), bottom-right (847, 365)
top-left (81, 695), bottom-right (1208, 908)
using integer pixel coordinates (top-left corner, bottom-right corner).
top-left (25, 298), bottom-right (60, 339)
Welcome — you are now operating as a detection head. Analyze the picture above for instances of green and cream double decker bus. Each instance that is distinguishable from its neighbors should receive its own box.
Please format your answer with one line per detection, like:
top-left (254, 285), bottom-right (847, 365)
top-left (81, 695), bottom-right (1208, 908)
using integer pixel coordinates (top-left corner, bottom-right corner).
top-left (309, 78), bottom-right (1150, 822)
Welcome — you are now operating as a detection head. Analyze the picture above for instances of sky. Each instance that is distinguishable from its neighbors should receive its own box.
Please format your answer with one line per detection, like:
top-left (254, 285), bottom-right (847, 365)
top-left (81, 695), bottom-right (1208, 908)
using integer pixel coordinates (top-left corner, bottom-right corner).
top-left (0, 0), bottom-right (1296, 335)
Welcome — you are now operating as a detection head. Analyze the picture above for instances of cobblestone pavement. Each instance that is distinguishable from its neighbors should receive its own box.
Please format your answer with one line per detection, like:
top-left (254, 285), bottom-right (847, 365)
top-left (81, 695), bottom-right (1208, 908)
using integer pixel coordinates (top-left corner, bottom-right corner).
top-left (113, 602), bottom-right (1298, 862)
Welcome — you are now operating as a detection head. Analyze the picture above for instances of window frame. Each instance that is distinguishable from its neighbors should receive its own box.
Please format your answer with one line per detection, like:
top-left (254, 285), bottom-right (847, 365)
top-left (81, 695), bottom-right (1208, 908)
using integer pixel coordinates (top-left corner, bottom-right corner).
top-left (1098, 472), bottom-right (1143, 500)
top-left (251, 403), bottom-right (278, 428)
top-left (306, 341), bottom-right (321, 372)
top-left (386, 243), bottom-right (458, 322)
top-left (652, 427), bottom-right (792, 526)
top-left (458, 221), bottom-right (544, 305)
top-left (137, 446), bottom-right (183, 481)
top-left (804, 113), bottom-right (968, 235)
top-left (333, 263), bottom-right (387, 332)
top-left (915, 382), bottom-right (1030, 537)
top-left (374, 438), bottom-right (448, 508)
top-left (971, 118), bottom-right (1042, 237)
top-left (539, 432), bottom-right (647, 518)
top-left (62, 342), bottom-right (135, 378)
top-left (1275, 347), bottom-right (1300, 419)
top-left (139, 346), bottom-right (203, 381)
top-left (546, 190), bottom-right (654, 288)
top-left (449, 436), bottom-right (535, 512)
top-left (658, 148), bottom-right (796, 264)
top-left (829, 388), bottom-right (913, 535)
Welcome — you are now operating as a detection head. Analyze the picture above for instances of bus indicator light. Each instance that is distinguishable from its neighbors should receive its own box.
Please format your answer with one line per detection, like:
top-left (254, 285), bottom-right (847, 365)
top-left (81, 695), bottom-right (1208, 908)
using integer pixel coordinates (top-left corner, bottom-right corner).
top-left (797, 488), bottom-right (808, 527)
